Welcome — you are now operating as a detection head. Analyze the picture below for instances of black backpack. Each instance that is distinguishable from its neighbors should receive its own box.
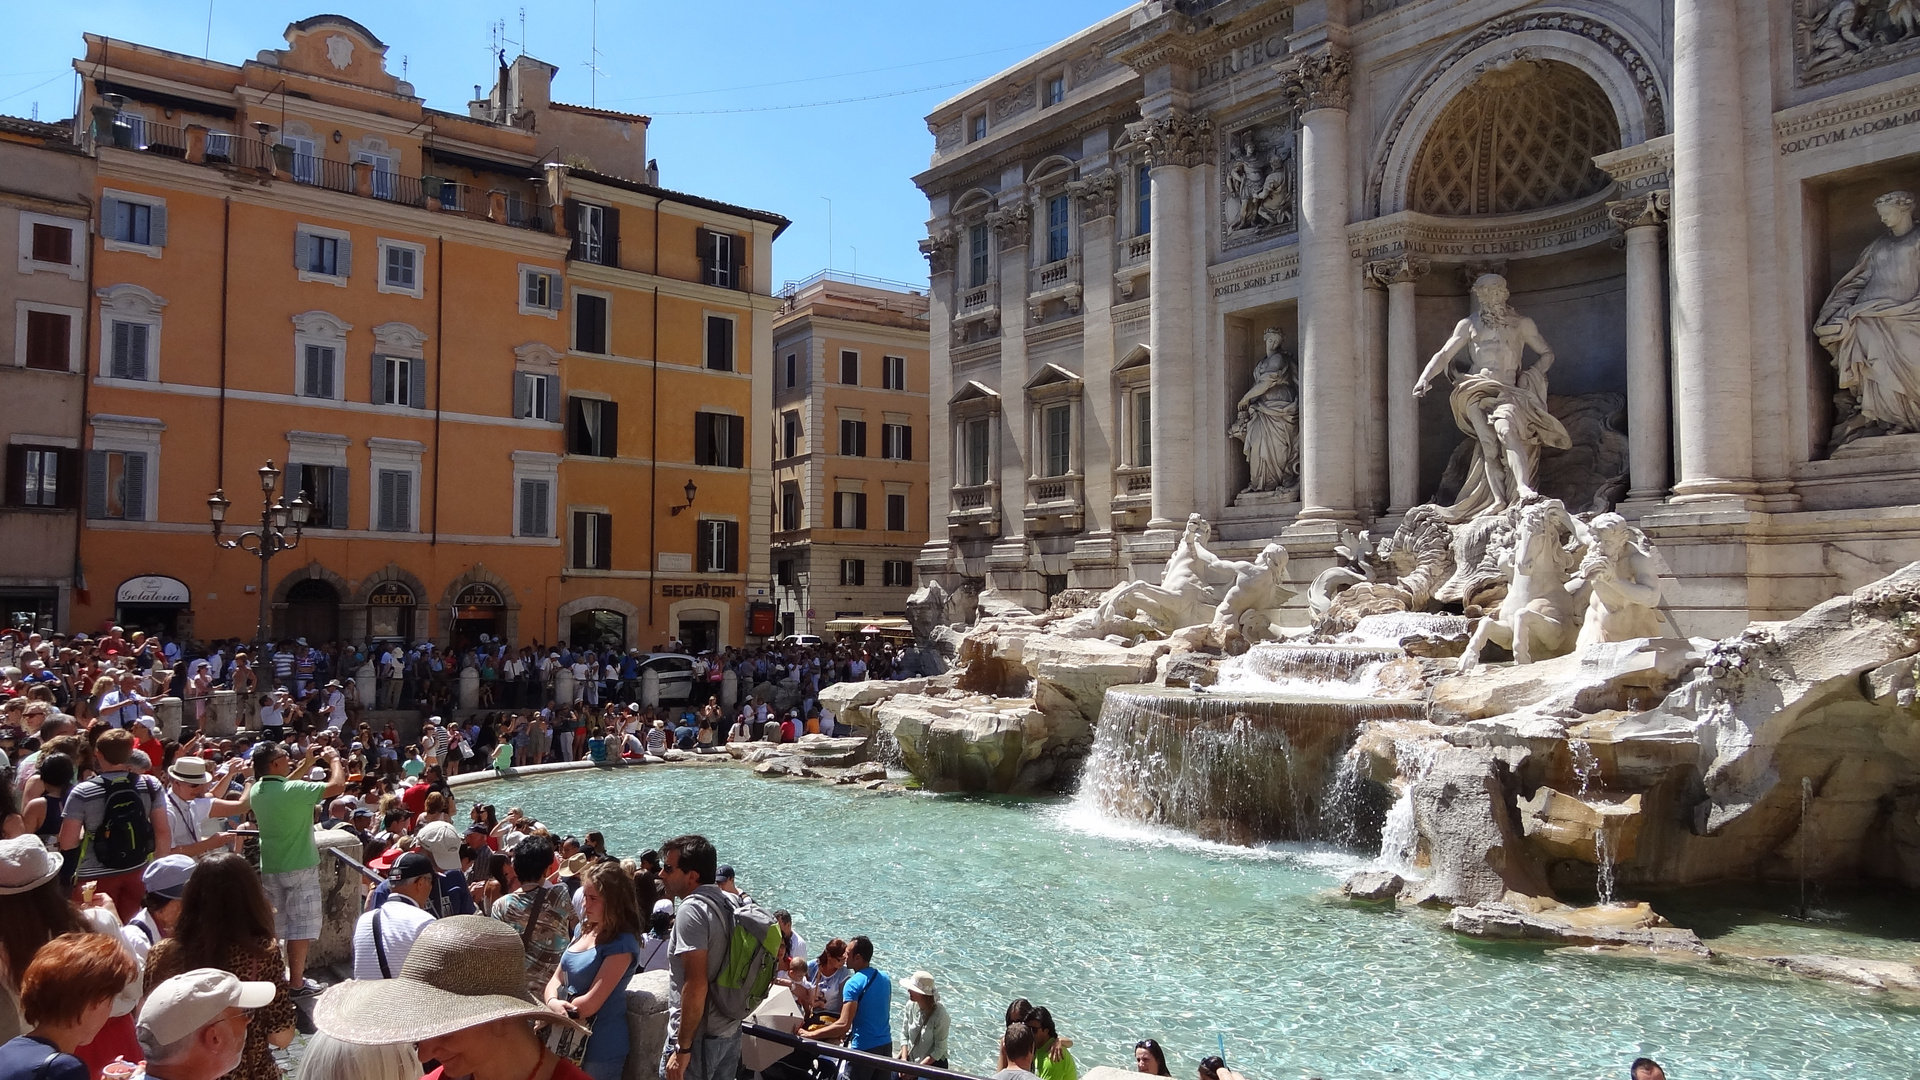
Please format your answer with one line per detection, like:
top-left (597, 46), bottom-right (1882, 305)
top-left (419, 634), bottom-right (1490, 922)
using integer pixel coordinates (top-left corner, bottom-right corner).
top-left (92, 773), bottom-right (155, 872)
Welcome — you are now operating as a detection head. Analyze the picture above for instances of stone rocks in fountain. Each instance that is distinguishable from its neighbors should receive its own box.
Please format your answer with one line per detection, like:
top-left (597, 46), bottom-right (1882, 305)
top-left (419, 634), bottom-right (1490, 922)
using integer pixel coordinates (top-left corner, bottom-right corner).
top-left (1518, 787), bottom-right (1643, 865)
top-left (1754, 954), bottom-right (1920, 993)
top-left (880, 695), bottom-right (1052, 793)
top-left (1432, 637), bottom-right (1705, 722)
top-left (1341, 870), bottom-right (1405, 902)
top-left (1446, 900), bottom-right (1707, 954)
top-left (1407, 746), bottom-right (1556, 906)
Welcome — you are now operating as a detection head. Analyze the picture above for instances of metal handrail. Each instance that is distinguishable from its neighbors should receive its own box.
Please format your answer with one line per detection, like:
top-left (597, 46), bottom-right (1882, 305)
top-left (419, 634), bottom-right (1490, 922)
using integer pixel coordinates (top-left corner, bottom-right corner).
top-left (739, 1023), bottom-right (982, 1080)
top-left (327, 844), bottom-right (383, 884)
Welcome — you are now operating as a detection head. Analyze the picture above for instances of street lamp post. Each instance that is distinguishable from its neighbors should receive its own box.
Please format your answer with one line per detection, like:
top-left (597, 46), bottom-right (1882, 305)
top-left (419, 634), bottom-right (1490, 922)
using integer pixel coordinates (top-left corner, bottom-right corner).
top-left (207, 459), bottom-right (311, 650)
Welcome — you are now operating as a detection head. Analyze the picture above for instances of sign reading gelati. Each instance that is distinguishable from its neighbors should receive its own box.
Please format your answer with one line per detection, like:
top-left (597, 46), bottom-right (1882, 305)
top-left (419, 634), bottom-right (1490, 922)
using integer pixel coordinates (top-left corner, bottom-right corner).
top-left (660, 582), bottom-right (736, 598)
top-left (454, 583), bottom-right (504, 607)
top-left (116, 575), bottom-right (190, 605)
top-left (368, 582), bottom-right (415, 606)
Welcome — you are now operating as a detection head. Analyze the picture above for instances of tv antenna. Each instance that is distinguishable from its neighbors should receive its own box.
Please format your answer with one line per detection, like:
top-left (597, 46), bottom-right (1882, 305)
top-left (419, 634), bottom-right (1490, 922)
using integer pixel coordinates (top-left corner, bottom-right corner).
top-left (581, 0), bottom-right (606, 107)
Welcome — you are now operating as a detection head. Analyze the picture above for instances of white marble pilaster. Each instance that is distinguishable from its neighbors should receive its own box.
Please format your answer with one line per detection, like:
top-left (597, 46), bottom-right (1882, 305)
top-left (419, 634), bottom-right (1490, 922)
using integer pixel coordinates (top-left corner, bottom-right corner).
top-left (1608, 192), bottom-right (1672, 504)
top-left (1669, 0), bottom-right (1757, 502)
top-left (1279, 48), bottom-right (1361, 525)
top-left (1369, 254), bottom-right (1428, 514)
top-left (987, 200), bottom-right (1033, 539)
top-left (1073, 169), bottom-right (1120, 537)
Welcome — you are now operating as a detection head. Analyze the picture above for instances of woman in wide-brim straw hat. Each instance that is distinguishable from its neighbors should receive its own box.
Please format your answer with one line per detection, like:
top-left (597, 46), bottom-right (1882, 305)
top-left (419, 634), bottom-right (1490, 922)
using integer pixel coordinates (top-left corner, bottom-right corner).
top-left (899, 970), bottom-right (950, 1070)
top-left (315, 916), bottom-right (589, 1080)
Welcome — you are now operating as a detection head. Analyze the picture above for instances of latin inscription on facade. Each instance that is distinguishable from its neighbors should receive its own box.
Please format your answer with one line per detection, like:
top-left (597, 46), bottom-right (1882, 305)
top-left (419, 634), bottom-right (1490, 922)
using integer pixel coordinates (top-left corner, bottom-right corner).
top-left (1196, 33), bottom-right (1291, 89)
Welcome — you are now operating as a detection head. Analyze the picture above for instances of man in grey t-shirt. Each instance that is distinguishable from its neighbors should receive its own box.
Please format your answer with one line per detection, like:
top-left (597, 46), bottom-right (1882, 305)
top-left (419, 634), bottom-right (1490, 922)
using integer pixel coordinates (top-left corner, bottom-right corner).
top-left (661, 834), bottom-right (738, 1080)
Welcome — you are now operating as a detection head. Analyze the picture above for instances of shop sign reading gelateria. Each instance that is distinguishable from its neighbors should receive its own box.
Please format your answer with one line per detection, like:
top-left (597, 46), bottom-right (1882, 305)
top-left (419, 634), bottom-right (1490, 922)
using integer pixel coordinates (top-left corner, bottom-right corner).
top-left (659, 582), bottom-right (738, 599)
top-left (116, 575), bottom-right (190, 605)
top-left (368, 582), bottom-right (415, 606)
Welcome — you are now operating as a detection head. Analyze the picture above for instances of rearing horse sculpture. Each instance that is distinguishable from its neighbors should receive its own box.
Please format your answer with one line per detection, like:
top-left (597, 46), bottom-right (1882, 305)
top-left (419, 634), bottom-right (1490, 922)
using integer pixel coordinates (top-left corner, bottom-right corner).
top-left (1457, 499), bottom-right (1584, 673)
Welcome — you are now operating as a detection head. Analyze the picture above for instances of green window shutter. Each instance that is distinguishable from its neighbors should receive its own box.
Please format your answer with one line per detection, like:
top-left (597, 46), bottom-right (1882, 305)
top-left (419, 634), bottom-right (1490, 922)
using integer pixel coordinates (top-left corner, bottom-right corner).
top-left (726, 415), bottom-right (743, 468)
top-left (330, 465), bottom-right (350, 529)
top-left (123, 452), bottom-right (147, 521)
top-left (86, 450), bottom-right (108, 518)
top-left (694, 413), bottom-right (712, 466)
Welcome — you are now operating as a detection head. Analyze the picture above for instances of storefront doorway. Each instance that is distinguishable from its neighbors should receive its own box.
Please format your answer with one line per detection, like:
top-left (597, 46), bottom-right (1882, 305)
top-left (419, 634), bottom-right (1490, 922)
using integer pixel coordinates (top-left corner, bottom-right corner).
top-left (678, 619), bottom-right (719, 655)
top-left (450, 583), bottom-right (505, 651)
top-left (0, 588), bottom-right (58, 633)
top-left (568, 609), bottom-right (627, 651)
top-left (115, 575), bottom-right (189, 638)
top-left (366, 581), bottom-right (416, 644)
top-left (284, 579), bottom-right (340, 644)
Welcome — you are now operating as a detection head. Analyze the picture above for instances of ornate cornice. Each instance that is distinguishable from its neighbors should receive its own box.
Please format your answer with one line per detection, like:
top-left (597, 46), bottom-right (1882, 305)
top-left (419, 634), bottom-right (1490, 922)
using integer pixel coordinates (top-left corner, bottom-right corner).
top-left (920, 227), bottom-right (957, 276)
top-left (1124, 113), bottom-right (1215, 169)
top-left (1605, 190), bottom-right (1669, 231)
top-left (1348, 187), bottom-right (1617, 263)
top-left (1275, 48), bottom-right (1352, 114)
top-left (1364, 253), bottom-right (1430, 288)
top-left (986, 203), bottom-right (1032, 247)
top-left (1067, 170), bottom-right (1120, 221)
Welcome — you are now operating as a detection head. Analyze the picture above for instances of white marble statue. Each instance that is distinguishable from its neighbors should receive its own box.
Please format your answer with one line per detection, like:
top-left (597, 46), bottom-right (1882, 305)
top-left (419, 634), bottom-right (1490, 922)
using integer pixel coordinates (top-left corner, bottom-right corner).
top-left (1229, 327), bottom-right (1301, 495)
top-left (1224, 131), bottom-right (1293, 232)
top-left (1458, 499), bottom-right (1583, 674)
top-left (1567, 513), bottom-right (1667, 650)
top-left (1415, 274), bottom-right (1571, 521)
top-left (1211, 541), bottom-right (1294, 643)
top-left (1095, 513), bottom-right (1230, 633)
top-left (1815, 190), bottom-right (1920, 445)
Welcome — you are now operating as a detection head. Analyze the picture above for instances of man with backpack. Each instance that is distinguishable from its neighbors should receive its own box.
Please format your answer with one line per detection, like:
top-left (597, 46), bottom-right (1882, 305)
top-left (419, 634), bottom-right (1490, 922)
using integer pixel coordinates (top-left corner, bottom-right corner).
top-left (57, 727), bottom-right (172, 919)
top-left (491, 836), bottom-right (575, 999)
top-left (660, 835), bottom-right (781, 1080)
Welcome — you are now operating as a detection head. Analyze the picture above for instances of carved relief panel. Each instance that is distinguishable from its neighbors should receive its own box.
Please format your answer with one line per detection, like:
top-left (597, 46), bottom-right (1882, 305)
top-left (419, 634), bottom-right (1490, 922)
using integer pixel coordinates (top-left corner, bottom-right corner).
top-left (1221, 121), bottom-right (1299, 251)
top-left (1798, 0), bottom-right (1920, 85)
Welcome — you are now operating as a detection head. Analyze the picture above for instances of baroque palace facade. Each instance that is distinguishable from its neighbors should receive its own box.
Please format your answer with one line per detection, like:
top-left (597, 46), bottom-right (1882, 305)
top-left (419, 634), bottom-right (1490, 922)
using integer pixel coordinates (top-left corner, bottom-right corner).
top-left (60, 16), bottom-right (784, 650)
top-left (914, 0), bottom-right (1920, 635)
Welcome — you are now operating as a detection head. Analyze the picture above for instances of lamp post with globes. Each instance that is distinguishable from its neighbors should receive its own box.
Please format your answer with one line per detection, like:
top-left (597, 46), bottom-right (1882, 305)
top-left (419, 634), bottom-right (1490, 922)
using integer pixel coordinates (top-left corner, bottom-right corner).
top-left (206, 460), bottom-right (310, 649)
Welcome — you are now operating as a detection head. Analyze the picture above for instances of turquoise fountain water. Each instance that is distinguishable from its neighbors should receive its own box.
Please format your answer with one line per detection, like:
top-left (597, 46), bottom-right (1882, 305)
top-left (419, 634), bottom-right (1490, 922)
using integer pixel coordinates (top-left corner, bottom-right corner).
top-left (497, 767), bottom-right (1919, 1080)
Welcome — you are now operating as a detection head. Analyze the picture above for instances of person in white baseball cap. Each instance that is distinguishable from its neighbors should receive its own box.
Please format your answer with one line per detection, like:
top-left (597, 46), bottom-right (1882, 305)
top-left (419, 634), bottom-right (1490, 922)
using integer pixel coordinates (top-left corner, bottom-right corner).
top-left (136, 968), bottom-right (276, 1080)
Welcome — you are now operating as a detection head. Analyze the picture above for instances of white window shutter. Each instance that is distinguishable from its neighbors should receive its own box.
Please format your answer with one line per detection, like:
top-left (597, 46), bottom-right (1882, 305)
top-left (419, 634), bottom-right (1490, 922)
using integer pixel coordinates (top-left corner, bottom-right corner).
top-left (149, 204), bottom-right (167, 248)
top-left (338, 235), bottom-right (352, 276)
top-left (101, 196), bottom-right (122, 241)
top-left (295, 230), bottom-right (310, 271)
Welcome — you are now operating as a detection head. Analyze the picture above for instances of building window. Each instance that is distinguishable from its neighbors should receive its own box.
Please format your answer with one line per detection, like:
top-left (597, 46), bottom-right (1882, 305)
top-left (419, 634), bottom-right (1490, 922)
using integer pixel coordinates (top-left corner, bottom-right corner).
top-left (289, 463), bottom-right (349, 529)
top-left (107, 320), bottom-right (153, 381)
top-left (697, 519), bottom-right (739, 573)
top-left (780, 482), bottom-right (801, 531)
top-left (377, 355), bottom-right (420, 408)
top-left (884, 560), bottom-right (911, 588)
top-left (569, 202), bottom-right (617, 266)
top-left (572, 511), bottom-right (613, 569)
top-left (300, 344), bottom-right (337, 399)
top-left (1044, 75), bottom-right (1064, 107)
top-left (881, 423), bottom-right (912, 461)
top-left (517, 478), bottom-right (552, 537)
top-left (102, 195), bottom-right (165, 249)
top-left (785, 353), bottom-right (798, 387)
top-left (296, 229), bottom-right (350, 279)
top-left (705, 315), bottom-right (735, 372)
top-left (781, 411), bottom-right (800, 459)
top-left (568, 397), bottom-right (619, 457)
top-left (882, 355), bottom-right (906, 390)
top-left (1136, 163), bottom-right (1152, 237)
top-left (1046, 194), bottom-right (1071, 263)
top-left (6, 446), bottom-right (73, 508)
top-left (833, 491), bottom-right (867, 530)
top-left (964, 417), bottom-right (991, 487)
top-left (515, 372), bottom-right (558, 421)
top-left (1044, 403), bottom-right (1072, 477)
top-left (840, 559), bottom-right (866, 587)
top-left (840, 350), bottom-right (859, 385)
top-left (573, 292), bottom-right (609, 354)
top-left (1135, 390), bottom-right (1152, 467)
top-left (375, 468), bottom-right (414, 531)
top-left (839, 418), bottom-right (867, 457)
top-left (968, 224), bottom-right (989, 289)
top-left (886, 492), bottom-right (908, 532)
top-left (379, 240), bottom-right (423, 296)
top-left (87, 449), bottom-right (149, 521)
top-left (22, 309), bottom-right (73, 372)
top-left (776, 559), bottom-right (794, 586)
top-left (20, 214), bottom-right (81, 276)
top-left (694, 413), bottom-right (743, 468)
top-left (699, 229), bottom-right (741, 289)
top-left (282, 135), bottom-right (318, 184)
top-left (969, 112), bottom-right (987, 143)
top-left (522, 268), bottom-right (562, 315)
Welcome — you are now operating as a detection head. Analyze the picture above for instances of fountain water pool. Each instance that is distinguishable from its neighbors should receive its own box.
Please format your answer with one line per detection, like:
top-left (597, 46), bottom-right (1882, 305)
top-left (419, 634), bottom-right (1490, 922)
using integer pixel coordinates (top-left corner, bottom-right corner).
top-left (499, 767), bottom-right (1920, 1080)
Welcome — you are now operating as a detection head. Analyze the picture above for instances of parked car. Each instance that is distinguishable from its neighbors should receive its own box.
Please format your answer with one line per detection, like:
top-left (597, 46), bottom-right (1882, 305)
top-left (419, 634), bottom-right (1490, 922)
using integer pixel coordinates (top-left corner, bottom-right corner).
top-left (780, 634), bottom-right (824, 648)
top-left (638, 653), bottom-right (696, 704)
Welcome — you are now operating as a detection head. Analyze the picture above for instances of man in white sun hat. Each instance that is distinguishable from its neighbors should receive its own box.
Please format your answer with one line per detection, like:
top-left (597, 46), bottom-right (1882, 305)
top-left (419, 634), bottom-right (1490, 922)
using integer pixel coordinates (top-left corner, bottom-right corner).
top-left (136, 968), bottom-right (277, 1080)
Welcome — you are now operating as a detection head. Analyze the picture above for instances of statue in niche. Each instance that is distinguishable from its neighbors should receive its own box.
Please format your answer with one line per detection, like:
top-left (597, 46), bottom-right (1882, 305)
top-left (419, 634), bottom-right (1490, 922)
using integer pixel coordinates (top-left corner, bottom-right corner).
top-left (1223, 130), bottom-right (1295, 232)
top-left (1414, 274), bottom-right (1571, 521)
top-left (1815, 190), bottom-right (1920, 449)
top-left (1229, 327), bottom-right (1301, 496)
top-left (1567, 513), bottom-right (1669, 651)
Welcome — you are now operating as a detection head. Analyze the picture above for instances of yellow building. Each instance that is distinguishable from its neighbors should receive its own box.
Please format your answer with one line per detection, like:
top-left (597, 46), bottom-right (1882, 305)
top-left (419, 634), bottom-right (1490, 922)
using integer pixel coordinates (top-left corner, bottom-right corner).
top-left (770, 273), bottom-right (930, 635)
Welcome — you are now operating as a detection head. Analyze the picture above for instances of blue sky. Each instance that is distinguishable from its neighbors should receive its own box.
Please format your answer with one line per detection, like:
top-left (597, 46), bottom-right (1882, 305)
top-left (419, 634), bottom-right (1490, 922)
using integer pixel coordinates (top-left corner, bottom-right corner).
top-left (4, 0), bottom-right (1126, 288)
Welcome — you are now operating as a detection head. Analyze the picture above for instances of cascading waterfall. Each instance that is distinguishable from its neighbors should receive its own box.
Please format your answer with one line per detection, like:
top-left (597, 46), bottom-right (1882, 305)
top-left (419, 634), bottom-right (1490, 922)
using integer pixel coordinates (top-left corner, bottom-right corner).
top-left (1568, 738), bottom-right (1619, 904)
top-left (1075, 685), bottom-right (1420, 845)
top-left (1216, 643), bottom-right (1405, 697)
top-left (1379, 737), bottom-right (1441, 875)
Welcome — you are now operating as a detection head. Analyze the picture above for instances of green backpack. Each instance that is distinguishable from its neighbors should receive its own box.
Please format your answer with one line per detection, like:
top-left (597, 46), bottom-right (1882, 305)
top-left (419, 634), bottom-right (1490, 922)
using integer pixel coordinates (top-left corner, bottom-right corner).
top-left (688, 889), bottom-right (783, 1034)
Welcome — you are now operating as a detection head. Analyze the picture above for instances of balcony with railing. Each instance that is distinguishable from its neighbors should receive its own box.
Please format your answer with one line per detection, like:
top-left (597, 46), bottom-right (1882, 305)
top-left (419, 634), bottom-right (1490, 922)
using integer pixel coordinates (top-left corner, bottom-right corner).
top-left (1023, 473), bottom-right (1085, 531)
top-left (1111, 465), bottom-right (1153, 520)
top-left (1027, 255), bottom-right (1083, 322)
top-left (1116, 234), bottom-right (1152, 300)
top-left (947, 482), bottom-right (1001, 533)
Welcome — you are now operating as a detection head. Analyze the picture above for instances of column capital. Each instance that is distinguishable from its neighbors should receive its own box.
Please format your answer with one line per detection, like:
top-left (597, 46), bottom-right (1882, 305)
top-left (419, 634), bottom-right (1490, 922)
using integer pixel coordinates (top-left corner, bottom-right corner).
top-left (1067, 170), bottom-right (1120, 222)
top-left (919, 228), bottom-right (957, 276)
top-left (1123, 112), bottom-right (1214, 169)
top-left (1275, 47), bottom-right (1353, 114)
top-left (985, 202), bottom-right (1032, 248)
top-left (1607, 189), bottom-right (1671, 231)
top-left (1365, 253), bottom-right (1429, 289)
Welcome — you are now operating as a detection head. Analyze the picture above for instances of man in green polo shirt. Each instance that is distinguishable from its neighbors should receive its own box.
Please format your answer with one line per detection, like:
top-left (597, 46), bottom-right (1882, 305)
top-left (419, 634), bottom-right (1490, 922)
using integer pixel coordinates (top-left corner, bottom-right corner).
top-left (249, 740), bottom-right (346, 995)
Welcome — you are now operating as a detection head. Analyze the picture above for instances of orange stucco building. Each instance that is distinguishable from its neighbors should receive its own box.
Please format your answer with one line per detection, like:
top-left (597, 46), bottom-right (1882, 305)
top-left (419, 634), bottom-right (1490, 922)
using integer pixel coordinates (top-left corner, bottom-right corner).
top-left (71, 17), bottom-right (785, 651)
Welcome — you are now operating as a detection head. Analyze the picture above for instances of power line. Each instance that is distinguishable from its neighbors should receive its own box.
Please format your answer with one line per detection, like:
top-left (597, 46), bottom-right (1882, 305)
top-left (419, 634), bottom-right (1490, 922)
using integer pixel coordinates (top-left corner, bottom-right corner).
top-left (645, 77), bottom-right (986, 116)
top-left (602, 39), bottom-right (1055, 105)
top-left (0, 72), bottom-right (69, 108)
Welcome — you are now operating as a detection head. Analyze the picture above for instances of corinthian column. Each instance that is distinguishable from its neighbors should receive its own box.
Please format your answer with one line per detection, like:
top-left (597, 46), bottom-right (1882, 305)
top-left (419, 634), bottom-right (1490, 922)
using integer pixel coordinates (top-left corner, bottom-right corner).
top-left (1368, 253), bottom-right (1428, 514)
top-left (1278, 48), bottom-right (1361, 524)
top-left (1608, 192), bottom-right (1673, 504)
top-left (1669, 0), bottom-right (1756, 501)
top-left (1125, 111), bottom-right (1212, 527)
